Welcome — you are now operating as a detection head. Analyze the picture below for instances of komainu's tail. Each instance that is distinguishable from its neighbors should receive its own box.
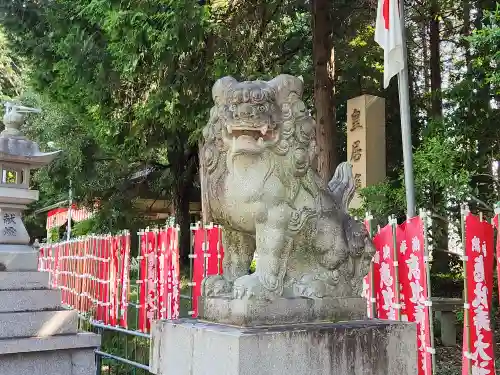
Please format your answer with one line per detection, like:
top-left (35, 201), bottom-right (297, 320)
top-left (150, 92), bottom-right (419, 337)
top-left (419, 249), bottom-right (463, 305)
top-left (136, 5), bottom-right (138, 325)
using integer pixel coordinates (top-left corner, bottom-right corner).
top-left (327, 162), bottom-right (356, 212)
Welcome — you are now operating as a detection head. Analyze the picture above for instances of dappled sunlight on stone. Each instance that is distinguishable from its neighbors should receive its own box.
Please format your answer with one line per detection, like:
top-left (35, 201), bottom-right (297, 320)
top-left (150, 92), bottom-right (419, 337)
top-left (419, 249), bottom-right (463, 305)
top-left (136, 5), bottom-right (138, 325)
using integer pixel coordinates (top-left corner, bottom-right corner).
top-left (37, 310), bottom-right (75, 338)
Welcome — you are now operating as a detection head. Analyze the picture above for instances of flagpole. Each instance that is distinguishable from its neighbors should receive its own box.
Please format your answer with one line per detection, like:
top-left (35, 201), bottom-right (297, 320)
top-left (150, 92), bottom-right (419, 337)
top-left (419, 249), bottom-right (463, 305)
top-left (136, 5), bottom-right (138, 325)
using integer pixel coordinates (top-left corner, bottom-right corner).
top-left (397, 1), bottom-right (416, 219)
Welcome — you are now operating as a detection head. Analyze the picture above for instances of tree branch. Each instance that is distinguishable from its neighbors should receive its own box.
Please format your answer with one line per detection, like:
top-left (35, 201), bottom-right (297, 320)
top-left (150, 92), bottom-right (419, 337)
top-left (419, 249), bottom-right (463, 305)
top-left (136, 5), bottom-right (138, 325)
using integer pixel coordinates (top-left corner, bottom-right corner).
top-left (469, 195), bottom-right (494, 212)
top-left (269, 39), bottom-right (307, 66)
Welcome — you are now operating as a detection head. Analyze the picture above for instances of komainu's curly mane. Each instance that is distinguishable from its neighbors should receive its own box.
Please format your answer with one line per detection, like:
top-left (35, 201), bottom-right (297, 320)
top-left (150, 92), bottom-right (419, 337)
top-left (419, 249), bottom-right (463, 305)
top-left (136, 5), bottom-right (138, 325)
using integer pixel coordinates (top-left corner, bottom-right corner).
top-left (199, 74), bottom-right (375, 308)
top-left (201, 75), bottom-right (330, 213)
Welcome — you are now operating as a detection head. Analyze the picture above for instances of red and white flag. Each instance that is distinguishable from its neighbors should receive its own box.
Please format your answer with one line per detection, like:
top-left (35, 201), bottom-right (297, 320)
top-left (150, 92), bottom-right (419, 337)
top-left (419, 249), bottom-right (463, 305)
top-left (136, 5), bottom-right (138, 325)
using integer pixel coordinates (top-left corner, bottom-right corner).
top-left (375, 0), bottom-right (405, 88)
top-left (462, 213), bottom-right (495, 375)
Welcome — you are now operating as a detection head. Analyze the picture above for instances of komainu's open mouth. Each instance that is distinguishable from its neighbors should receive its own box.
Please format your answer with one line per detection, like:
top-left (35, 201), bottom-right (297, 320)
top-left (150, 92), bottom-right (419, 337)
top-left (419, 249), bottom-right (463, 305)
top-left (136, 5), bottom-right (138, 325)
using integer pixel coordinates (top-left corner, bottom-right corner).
top-left (224, 123), bottom-right (279, 154)
top-left (226, 124), bottom-right (275, 142)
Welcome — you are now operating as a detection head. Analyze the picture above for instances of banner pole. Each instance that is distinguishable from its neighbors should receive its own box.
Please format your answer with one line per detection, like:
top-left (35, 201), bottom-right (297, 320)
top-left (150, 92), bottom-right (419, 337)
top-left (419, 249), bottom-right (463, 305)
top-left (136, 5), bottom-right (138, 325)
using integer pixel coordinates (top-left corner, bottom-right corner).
top-left (397, 0), bottom-right (416, 219)
top-left (389, 215), bottom-right (401, 321)
top-left (420, 209), bottom-right (435, 374)
top-left (217, 225), bottom-right (222, 276)
top-left (188, 222), bottom-right (197, 317)
top-left (461, 204), bottom-right (472, 375)
top-left (365, 212), bottom-right (377, 318)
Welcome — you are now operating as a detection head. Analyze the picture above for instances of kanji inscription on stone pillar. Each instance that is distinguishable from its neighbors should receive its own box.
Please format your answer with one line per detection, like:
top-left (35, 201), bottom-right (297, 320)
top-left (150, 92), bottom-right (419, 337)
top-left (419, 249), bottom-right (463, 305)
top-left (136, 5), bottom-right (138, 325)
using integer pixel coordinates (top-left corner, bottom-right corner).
top-left (346, 95), bottom-right (386, 209)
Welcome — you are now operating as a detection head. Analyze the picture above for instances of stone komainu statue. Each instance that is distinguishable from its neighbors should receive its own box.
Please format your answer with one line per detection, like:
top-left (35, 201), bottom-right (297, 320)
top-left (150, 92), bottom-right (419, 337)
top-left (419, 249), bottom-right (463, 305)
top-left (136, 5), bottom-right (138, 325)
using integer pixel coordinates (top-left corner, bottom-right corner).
top-left (200, 74), bottom-right (375, 301)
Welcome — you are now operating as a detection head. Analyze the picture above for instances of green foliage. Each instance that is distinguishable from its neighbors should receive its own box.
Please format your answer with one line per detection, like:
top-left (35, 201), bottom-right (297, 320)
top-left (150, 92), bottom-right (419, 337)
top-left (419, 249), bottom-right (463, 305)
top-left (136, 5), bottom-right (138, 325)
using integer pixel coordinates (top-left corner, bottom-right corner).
top-left (18, 90), bottom-right (145, 235)
top-left (71, 219), bottom-right (94, 237)
top-left (1, 1), bottom-right (210, 242)
top-left (469, 6), bottom-right (500, 92)
top-left (358, 132), bottom-right (472, 221)
top-left (431, 273), bottom-right (464, 298)
top-left (0, 0), bottom-right (319, 253)
top-left (0, 26), bottom-right (23, 101)
top-left (249, 258), bottom-right (257, 274)
top-left (49, 227), bottom-right (59, 242)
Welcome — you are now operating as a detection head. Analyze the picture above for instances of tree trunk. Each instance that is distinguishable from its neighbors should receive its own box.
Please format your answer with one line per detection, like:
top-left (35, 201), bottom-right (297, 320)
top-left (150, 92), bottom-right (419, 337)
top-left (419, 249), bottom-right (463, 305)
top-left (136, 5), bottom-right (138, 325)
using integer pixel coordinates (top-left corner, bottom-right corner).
top-left (311, 0), bottom-right (336, 183)
top-left (462, 0), bottom-right (471, 72)
top-left (171, 144), bottom-right (198, 268)
top-left (428, 0), bottom-right (450, 274)
top-left (174, 185), bottom-right (191, 267)
top-left (472, 4), bottom-right (494, 205)
top-left (429, 0), bottom-right (442, 119)
top-left (421, 23), bottom-right (430, 111)
top-left (199, 141), bottom-right (210, 224)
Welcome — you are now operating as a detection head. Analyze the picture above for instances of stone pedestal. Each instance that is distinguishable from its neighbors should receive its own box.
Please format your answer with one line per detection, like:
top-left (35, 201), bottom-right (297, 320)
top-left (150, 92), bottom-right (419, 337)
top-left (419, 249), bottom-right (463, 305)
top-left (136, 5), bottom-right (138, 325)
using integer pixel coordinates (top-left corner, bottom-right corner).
top-left (0, 185), bottom-right (41, 271)
top-left (200, 296), bottom-right (367, 326)
top-left (0, 270), bottom-right (100, 375)
top-left (150, 319), bottom-right (417, 375)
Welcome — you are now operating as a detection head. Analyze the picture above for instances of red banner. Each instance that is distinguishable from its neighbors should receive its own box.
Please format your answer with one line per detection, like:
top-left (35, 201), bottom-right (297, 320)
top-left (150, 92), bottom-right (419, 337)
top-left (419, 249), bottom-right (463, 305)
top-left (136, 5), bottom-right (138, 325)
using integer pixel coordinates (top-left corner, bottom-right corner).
top-left (462, 213), bottom-right (495, 375)
top-left (207, 227), bottom-right (224, 275)
top-left (53, 244), bottom-right (60, 290)
top-left (71, 242), bottom-right (77, 309)
top-left (119, 234), bottom-right (131, 328)
top-left (64, 242), bottom-right (69, 306)
top-left (145, 231), bottom-right (158, 331)
top-left (191, 227), bottom-right (205, 318)
top-left (361, 275), bottom-right (373, 318)
top-left (101, 238), bottom-right (111, 324)
top-left (138, 232), bottom-right (148, 331)
top-left (136, 226), bottom-right (181, 325)
top-left (92, 237), bottom-right (98, 314)
top-left (169, 226), bottom-right (180, 319)
top-left (493, 213), bottom-right (500, 302)
top-left (157, 229), bottom-right (168, 320)
top-left (37, 228), bottom-right (183, 330)
top-left (399, 217), bottom-right (432, 375)
top-left (191, 226), bottom-right (225, 318)
top-left (38, 233), bottom-right (132, 326)
top-left (95, 238), bottom-right (103, 321)
top-left (108, 237), bottom-right (119, 326)
top-left (156, 226), bottom-right (181, 320)
top-left (38, 246), bottom-right (45, 271)
top-left (372, 224), bottom-right (398, 320)
top-left (361, 219), bottom-right (374, 318)
top-left (363, 216), bottom-right (433, 375)
top-left (59, 244), bottom-right (65, 303)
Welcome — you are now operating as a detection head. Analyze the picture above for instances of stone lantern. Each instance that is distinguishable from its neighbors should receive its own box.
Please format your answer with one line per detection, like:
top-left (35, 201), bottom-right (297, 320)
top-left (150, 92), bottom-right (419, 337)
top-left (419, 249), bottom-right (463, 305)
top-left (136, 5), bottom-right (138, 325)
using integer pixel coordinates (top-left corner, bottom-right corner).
top-left (0, 103), bottom-right (100, 375)
top-left (0, 102), bottom-right (61, 270)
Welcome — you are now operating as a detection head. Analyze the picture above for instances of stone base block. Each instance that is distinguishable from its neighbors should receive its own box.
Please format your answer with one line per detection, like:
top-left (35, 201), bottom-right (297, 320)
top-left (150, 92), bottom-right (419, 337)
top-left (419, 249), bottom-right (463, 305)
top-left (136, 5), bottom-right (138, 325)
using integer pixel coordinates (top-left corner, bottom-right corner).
top-left (0, 332), bottom-right (100, 355)
top-left (0, 289), bottom-right (62, 312)
top-left (150, 319), bottom-right (417, 375)
top-left (0, 309), bottom-right (78, 338)
top-left (200, 296), bottom-right (366, 326)
top-left (0, 270), bottom-right (101, 375)
top-left (0, 271), bottom-right (50, 290)
top-left (0, 245), bottom-right (38, 271)
top-left (0, 347), bottom-right (97, 375)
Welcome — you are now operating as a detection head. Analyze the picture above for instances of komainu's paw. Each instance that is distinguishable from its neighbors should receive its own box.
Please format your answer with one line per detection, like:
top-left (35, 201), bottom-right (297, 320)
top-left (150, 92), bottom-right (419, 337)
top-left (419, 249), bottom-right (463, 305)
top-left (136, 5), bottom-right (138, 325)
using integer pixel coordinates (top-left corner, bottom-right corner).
top-left (202, 275), bottom-right (232, 297)
top-left (233, 274), bottom-right (267, 300)
top-left (293, 275), bottom-right (327, 298)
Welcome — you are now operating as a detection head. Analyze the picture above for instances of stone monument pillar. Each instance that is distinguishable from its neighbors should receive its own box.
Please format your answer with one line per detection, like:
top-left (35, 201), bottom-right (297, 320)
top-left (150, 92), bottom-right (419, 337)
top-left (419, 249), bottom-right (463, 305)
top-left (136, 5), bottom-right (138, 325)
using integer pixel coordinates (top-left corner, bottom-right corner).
top-left (346, 95), bottom-right (386, 210)
top-left (0, 103), bottom-right (100, 375)
top-left (150, 76), bottom-right (416, 375)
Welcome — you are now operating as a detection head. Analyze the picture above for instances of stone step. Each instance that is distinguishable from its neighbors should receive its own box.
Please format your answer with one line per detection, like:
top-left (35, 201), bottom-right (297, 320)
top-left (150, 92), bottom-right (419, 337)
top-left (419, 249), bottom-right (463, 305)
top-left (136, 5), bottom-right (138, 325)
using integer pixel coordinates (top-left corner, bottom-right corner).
top-left (0, 289), bottom-right (62, 312)
top-left (0, 346), bottom-right (97, 375)
top-left (0, 245), bottom-right (39, 271)
top-left (0, 309), bottom-right (78, 338)
top-left (0, 332), bottom-right (100, 355)
top-left (0, 271), bottom-right (50, 290)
